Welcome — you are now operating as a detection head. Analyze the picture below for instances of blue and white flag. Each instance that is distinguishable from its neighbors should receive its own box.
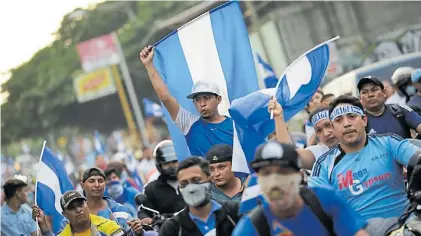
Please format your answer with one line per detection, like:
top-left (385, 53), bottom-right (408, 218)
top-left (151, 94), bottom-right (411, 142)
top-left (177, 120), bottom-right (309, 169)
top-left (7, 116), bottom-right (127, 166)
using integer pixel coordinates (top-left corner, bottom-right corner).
top-left (230, 37), bottom-right (338, 173)
top-left (36, 145), bottom-right (74, 234)
top-left (153, 1), bottom-right (260, 161)
top-left (239, 174), bottom-right (264, 214)
top-left (143, 98), bottom-right (164, 118)
top-left (256, 53), bottom-right (278, 88)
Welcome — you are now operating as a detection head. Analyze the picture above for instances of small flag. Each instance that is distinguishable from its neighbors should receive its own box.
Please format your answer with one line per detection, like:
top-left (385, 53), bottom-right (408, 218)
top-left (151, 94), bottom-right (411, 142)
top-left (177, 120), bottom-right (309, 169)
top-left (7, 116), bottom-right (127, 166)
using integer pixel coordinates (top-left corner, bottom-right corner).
top-left (239, 174), bottom-right (263, 214)
top-left (256, 53), bottom-right (278, 88)
top-left (143, 98), bottom-right (164, 118)
top-left (36, 145), bottom-right (74, 234)
top-left (230, 37), bottom-right (338, 174)
top-left (93, 131), bottom-right (106, 155)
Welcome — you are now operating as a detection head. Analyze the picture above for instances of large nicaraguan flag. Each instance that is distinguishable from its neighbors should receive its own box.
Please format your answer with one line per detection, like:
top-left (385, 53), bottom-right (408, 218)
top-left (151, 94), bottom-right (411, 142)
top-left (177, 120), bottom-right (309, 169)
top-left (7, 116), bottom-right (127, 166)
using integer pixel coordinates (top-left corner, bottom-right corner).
top-left (153, 1), bottom-right (260, 161)
top-left (230, 37), bottom-right (338, 173)
top-left (36, 146), bottom-right (74, 234)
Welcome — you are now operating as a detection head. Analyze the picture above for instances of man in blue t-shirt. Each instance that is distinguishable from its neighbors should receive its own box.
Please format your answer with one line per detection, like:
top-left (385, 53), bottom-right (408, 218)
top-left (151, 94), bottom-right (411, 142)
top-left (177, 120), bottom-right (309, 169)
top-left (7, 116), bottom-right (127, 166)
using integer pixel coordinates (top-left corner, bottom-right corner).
top-left (140, 46), bottom-right (233, 157)
top-left (233, 141), bottom-right (368, 236)
top-left (357, 76), bottom-right (421, 138)
top-left (104, 168), bottom-right (140, 216)
top-left (310, 95), bottom-right (421, 221)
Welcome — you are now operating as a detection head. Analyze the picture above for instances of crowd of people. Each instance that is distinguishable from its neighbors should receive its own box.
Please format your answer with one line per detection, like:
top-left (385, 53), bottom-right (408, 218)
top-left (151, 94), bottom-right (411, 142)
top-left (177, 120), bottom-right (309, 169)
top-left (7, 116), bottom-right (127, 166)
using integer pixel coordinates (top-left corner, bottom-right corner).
top-left (1, 46), bottom-right (421, 236)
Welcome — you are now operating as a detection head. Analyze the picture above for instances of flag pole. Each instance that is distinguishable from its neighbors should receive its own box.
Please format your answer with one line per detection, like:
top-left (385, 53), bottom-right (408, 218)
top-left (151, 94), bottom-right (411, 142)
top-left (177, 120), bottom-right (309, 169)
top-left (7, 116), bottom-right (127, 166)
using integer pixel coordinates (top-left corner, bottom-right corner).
top-left (34, 140), bottom-right (47, 236)
top-left (270, 36), bottom-right (340, 119)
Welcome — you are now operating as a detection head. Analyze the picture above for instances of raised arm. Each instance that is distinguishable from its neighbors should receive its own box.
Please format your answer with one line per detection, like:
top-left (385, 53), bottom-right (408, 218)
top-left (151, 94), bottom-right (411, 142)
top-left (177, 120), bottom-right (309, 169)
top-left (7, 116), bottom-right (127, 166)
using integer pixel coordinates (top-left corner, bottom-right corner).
top-left (268, 97), bottom-right (316, 169)
top-left (140, 46), bottom-right (180, 121)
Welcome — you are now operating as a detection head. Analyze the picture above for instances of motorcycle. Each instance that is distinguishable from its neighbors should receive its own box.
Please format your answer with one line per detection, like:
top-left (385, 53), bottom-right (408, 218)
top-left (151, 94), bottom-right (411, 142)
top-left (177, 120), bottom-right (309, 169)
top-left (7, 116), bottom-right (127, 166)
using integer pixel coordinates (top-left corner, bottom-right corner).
top-left (135, 193), bottom-right (182, 232)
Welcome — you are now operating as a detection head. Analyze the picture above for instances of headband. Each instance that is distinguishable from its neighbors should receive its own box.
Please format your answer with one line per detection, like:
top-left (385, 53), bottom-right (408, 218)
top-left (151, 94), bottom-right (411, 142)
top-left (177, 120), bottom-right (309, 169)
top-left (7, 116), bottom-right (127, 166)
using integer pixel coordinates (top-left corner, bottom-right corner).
top-left (311, 110), bottom-right (330, 126)
top-left (330, 105), bottom-right (364, 121)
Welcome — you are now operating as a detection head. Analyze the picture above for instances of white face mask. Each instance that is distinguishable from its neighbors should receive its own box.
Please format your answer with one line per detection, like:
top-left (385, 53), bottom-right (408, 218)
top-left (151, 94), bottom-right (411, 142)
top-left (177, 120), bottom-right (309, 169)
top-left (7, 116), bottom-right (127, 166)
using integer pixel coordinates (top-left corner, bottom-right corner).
top-left (106, 181), bottom-right (124, 199)
top-left (258, 173), bottom-right (301, 209)
top-left (179, 182), bottom-right (211, 207)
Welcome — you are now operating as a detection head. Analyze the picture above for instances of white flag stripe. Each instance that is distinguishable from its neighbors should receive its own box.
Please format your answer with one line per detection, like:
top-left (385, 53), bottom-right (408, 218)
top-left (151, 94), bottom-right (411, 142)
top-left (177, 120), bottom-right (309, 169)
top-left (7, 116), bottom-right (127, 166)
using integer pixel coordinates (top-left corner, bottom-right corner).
top-left (285, 56), bottom-right (312, 100)
top-left (232, 121), bottom-right (250, 174)
top-left (38, 161), bottom-right (63, 214)
top-left (178, 13), bottom-right (230, 115)
top-left (241, 184), bottom-right (261, 202)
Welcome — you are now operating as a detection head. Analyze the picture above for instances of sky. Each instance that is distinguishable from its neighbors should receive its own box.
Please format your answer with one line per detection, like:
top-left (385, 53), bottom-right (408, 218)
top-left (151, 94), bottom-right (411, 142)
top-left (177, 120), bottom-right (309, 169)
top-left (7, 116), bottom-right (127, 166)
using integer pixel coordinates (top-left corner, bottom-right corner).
top-left (0, 0), bottom-right (104, 86)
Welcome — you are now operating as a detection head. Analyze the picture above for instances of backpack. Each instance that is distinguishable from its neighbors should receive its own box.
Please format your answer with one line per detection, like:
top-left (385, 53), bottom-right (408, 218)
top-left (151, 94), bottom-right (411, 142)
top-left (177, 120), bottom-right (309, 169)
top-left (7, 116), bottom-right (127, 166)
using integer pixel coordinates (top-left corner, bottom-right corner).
top-left (249, 187), bottom-right (335, 236)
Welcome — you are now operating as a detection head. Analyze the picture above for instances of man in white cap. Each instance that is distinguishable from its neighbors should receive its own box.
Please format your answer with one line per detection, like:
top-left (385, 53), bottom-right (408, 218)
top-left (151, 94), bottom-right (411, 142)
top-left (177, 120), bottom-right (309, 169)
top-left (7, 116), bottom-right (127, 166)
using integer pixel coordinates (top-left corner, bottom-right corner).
top-left (139, 46), bottom-right (233, 157)
top-left (386, 66), bottom-right (415, 105)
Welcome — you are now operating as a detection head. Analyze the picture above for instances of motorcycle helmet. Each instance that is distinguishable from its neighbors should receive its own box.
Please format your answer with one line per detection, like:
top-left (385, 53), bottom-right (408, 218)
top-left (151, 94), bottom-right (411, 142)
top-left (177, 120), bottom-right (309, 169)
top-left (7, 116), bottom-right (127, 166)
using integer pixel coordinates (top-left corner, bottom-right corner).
top-left (153, 140), bottom-right (178, 180)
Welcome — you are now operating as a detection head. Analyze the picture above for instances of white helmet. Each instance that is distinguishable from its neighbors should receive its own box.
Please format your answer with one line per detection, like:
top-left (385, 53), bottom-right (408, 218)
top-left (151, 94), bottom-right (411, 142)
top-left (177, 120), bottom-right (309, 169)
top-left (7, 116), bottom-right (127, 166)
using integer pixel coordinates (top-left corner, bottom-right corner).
top-left (391, 66), bottom-right (414, 85)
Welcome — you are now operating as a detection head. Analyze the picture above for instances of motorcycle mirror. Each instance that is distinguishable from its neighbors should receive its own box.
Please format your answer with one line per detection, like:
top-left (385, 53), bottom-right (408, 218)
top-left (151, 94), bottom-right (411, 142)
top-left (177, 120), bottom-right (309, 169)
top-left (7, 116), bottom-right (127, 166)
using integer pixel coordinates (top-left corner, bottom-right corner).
top-left (135, 193), bottom-right (148, 205)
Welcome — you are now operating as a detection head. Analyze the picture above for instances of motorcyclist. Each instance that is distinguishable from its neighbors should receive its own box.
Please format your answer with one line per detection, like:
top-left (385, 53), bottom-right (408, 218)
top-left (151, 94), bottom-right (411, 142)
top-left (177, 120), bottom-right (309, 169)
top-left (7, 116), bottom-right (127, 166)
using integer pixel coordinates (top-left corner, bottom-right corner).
top-left (138, 140), bottom-right (185, 225)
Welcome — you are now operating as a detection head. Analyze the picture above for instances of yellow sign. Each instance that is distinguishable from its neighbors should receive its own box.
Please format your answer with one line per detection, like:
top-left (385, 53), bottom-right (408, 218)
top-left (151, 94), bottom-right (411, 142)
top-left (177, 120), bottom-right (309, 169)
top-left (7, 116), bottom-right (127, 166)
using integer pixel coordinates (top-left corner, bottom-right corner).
top-left (73, 67), bottom-right (117, 103)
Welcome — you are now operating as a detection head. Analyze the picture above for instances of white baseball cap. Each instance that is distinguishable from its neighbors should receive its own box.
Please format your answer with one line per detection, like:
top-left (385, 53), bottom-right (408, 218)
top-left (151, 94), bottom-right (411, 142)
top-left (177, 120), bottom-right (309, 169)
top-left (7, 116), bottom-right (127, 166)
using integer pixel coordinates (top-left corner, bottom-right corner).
top-left (186, 81), bottom-right (221, 99)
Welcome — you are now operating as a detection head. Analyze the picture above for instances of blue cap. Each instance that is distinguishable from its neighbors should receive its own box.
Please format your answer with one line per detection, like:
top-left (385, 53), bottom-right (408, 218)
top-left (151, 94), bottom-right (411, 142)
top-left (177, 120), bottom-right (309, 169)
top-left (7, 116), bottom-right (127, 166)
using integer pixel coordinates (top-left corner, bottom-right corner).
top-left (412, 69), bottom-right (421, 83)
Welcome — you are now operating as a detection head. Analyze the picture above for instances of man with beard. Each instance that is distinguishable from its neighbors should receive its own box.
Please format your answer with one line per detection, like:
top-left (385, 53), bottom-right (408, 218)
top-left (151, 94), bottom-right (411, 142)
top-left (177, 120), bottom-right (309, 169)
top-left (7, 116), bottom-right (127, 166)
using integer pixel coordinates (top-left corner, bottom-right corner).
top-left (357, 76), bottom-right (421, 139)
top-left (269, 97), bottom-right (338, 170)
top-left (140, 46), bottom-right (233, 157)
top-left (310, 95), bottom-right (421, 221)
top-left (159, 157), bottom-right (240, 236)
top-left (138, 140), bottom-right (185, 224)
top-left (232, 141), bottom-right (368, 236)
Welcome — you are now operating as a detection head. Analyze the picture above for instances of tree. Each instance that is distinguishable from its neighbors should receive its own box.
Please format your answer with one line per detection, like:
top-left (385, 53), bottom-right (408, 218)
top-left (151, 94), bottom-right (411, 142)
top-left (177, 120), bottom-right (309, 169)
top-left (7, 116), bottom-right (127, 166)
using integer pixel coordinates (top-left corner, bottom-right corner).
top-left (1, 1), bottom-right (200, 145)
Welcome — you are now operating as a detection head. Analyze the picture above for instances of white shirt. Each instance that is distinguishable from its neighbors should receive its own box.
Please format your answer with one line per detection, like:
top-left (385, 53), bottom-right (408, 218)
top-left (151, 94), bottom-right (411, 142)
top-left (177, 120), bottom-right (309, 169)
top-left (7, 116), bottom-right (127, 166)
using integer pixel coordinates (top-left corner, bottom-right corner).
top-left (386, 92), bottom-right (407, 106)
top-left (305, 144), bottom-right (329, 162)
top-left (137, 159), bottom-right (156, 179)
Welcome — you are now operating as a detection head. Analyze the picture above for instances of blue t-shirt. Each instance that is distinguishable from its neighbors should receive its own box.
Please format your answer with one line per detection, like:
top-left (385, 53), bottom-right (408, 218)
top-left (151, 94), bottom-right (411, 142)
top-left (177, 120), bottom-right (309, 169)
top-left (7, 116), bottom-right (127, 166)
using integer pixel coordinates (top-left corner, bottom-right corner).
top-left (408, 94), bottom-right (421, 111)
top-left (188, 200), bottom-right (221, 235)
top-left (309, 134), bottom-right (420, 220)
top-left (232, 186), bottom-right (366, 236)
top-left (114, 186), bottom-right (140, 216)
top-left (366, 104), bottom-right (421, 138)
top-left (176, 107), bottom-right (233, 157)
top-left (1, 203), bottom-right (37, 236)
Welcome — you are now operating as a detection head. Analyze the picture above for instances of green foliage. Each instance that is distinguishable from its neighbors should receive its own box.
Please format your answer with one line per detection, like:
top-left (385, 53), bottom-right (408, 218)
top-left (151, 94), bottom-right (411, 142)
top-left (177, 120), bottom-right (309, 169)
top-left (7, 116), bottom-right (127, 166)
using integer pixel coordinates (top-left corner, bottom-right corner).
top-left (1, 1), bottom-right (200, 145)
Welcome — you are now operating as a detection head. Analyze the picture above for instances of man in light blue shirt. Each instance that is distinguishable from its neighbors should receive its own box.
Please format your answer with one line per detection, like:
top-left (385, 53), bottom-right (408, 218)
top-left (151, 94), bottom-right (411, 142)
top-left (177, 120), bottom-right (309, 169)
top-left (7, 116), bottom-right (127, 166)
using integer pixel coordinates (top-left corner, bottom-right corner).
top-left (1, 178), bottom-right (37, 236)
top-left (310, 95), bottom-right (421, 220)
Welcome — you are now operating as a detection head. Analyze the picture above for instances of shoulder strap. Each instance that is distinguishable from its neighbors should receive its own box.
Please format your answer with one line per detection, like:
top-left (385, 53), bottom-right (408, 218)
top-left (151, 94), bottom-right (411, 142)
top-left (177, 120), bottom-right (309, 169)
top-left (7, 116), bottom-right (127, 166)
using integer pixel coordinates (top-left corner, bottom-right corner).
top-left (300, 187), bottom-right (336, 236)
top-left (249, 205), bottom-right (271, 236)
top-left (387, 104), bottom-right (409, 130)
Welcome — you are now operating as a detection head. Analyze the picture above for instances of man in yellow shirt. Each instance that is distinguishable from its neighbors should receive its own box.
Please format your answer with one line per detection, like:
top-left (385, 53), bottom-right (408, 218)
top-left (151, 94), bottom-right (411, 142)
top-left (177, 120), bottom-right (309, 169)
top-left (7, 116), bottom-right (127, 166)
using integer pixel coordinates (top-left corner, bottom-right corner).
top-left (33, 190), bottom-right (149, 236)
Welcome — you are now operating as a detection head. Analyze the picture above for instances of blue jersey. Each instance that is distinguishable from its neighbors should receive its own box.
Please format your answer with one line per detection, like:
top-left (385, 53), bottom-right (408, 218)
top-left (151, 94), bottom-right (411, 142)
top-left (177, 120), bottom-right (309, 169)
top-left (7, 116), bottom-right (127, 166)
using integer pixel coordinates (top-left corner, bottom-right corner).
top-left (114, 186), bottom-right (140, 216)
top-left (176, 107), bottom-right (233, 157)
top-left (232, 186), bottom-right (366, 236)
top-left (309, 134), bottom-right (420, 220)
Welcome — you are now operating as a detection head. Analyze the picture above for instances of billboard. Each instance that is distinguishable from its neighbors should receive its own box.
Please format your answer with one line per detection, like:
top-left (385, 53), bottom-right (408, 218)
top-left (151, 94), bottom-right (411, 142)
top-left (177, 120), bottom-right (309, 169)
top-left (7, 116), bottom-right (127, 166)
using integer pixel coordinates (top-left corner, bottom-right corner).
top-left (76, 34), bottom-right (120, 72)
top-left (73, 67), bottom-right (117, 103)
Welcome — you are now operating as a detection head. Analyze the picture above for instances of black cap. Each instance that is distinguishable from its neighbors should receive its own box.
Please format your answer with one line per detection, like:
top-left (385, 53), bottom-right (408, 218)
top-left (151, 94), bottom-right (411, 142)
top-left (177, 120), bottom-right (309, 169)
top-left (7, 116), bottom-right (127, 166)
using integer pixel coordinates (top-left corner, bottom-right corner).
top-left (206, 144), bottom-right (233, 164)
top-left (82, 167), bottom-right (106, 183)
top-left (60, 190), bottom-right (86, 209)
top-left (357, 76), bottom-right (384, 91)
top-left (251, 141), bottom-right (301, 172)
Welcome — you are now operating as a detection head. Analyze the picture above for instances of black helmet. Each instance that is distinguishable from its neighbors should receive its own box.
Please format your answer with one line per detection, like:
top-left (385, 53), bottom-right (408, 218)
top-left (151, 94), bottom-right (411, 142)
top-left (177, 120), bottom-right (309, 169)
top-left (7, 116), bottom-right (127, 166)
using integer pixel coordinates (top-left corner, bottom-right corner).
top-left (153, 140), bottom-right (178, 180)
top-left (251, 141), bottom-right (302, 172)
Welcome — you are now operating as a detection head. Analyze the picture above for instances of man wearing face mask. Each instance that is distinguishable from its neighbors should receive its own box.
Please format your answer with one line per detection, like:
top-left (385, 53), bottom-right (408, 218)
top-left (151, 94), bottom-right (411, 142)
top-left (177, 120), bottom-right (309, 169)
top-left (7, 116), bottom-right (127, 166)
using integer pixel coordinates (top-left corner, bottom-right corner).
top-left (159, 156), bottom-right (240, 236)
top-left (138, 140), bottom-right (185, 224)
top-left (233, 141), bottom-right (369, 236)
top-left (104, 168), bottom-right (140, 216)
